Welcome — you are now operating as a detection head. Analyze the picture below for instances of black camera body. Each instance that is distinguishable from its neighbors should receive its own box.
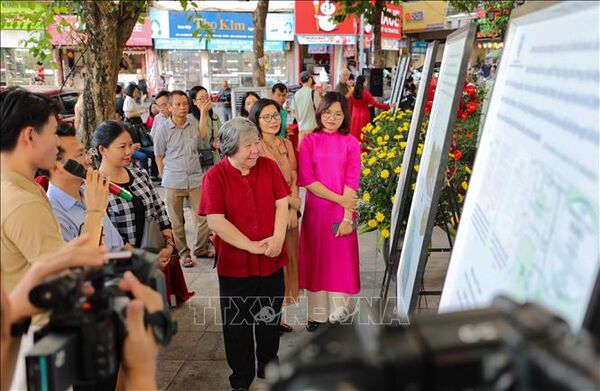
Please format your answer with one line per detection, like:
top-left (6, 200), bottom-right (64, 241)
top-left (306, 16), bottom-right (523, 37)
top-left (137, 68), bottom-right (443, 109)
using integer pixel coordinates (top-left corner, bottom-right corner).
top-left (269, 297), bottom-right (600, 391)
top-left (25, 249), bottom-right (170, 391)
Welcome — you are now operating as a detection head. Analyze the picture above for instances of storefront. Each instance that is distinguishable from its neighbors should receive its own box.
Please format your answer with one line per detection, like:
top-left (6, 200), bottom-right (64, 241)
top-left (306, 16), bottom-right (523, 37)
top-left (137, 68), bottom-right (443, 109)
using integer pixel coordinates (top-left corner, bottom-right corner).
top-left (295, 0), bottom-right (356, 87)
top-left (402, 1), bottom-right (450, 65)
top-left (47, 16), bottom-right (153, 91)
top-left (0, 29), bottom-right (56, 86)
top-left (295, 1), bottom-right (404, 87)
top-left (150, 9), bottom-right (293, 92)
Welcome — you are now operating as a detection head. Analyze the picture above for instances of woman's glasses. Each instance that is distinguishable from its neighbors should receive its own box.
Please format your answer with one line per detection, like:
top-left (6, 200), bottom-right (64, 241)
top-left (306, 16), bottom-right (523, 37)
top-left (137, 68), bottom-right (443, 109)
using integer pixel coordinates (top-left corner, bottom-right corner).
top-left (322, 111), bottom-right (344, 120)
top-left (259, 113), bottom-right (281, 122)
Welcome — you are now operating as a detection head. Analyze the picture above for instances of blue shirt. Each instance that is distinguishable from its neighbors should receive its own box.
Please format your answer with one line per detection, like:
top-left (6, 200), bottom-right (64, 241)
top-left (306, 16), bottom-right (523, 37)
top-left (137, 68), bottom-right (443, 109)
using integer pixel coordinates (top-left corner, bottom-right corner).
top-left (47, 183), bottom-right (124, 249)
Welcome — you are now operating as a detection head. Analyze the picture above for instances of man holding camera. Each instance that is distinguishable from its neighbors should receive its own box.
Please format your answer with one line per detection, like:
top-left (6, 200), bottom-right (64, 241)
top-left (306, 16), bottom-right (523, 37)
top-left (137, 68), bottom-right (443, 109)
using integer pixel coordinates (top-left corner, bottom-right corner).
top-left (0, 87), bottom-right (169, 390)
top-left (0, 236), bottom-right (165, 391)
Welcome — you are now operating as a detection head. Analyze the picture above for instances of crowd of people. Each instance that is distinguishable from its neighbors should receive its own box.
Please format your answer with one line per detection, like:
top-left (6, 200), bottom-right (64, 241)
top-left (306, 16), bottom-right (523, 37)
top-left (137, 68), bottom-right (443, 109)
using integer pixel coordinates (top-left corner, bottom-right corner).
top-left (0, 66), bottom-right (393, 390)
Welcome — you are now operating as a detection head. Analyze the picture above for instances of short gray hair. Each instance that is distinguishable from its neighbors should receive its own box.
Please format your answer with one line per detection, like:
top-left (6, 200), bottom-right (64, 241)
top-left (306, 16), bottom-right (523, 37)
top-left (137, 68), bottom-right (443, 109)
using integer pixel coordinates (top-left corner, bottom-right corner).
top-left (219, 117), bottom-right (260, 156)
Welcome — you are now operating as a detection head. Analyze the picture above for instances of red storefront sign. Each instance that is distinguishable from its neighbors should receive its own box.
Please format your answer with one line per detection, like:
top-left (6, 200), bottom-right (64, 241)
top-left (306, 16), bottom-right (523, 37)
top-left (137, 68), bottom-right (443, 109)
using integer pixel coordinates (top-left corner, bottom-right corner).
top-left (295, 0), bottom-right (356, 35)
top-left (381, 3), bottom-right (402, 40)
top-left (48, 17), bottom-right (152, 47)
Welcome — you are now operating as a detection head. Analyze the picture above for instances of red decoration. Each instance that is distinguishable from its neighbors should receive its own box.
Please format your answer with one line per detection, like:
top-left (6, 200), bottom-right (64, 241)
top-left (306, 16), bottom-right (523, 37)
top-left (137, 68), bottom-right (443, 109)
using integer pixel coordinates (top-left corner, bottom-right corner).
top-left (466, 101), bottom-right (478, 114)
top-left (425, 100), bottom-right (433, 114)
top-left (453, 149), bottom-right (463, 161)
top-left (465, 83), bottom-right (477, 97)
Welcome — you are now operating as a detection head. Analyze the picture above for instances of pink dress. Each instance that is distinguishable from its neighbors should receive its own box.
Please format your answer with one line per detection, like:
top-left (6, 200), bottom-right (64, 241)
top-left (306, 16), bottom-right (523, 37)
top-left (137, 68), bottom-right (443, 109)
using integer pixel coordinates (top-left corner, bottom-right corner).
top-left (298, 131), bottom-right (361, 294)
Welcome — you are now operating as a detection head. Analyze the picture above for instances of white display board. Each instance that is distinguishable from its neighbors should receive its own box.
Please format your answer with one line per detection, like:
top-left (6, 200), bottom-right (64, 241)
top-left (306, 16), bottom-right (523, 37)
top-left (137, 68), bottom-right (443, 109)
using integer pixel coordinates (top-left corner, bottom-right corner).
top-left (389, 56), bottom-right (409, 107)
top-left (439, 2), bottom-right (600, 331)
top-left (395, 23), bottom-right (476, 321)
top-left (389, 42), bottom-right (439, 261)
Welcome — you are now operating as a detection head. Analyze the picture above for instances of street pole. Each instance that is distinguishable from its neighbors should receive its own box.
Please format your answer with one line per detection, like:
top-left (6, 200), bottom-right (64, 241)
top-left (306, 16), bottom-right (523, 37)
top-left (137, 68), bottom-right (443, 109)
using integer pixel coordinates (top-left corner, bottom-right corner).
top-left (359, 15), bottom-right (365, 73)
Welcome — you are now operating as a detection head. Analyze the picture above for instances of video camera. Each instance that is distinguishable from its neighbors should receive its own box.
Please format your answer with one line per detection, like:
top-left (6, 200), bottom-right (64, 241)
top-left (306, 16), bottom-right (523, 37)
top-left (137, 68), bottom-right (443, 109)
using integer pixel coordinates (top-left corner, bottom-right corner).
top-left (269, 297), bottom-right (600, 390)
top-left (25, 249), bottom-right (176, 391)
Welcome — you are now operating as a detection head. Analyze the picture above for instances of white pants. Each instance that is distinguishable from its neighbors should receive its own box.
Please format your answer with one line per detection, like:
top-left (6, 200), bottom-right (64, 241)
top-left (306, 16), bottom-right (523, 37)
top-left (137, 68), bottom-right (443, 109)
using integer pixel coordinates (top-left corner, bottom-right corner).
top-left (307, 290), bottom-right (354, 323)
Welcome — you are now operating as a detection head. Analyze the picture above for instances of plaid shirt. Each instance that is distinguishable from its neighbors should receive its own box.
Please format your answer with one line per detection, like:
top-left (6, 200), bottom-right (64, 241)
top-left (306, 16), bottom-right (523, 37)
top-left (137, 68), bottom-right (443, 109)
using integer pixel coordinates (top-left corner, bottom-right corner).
top-left (106, 168), bottom-right (171, 246)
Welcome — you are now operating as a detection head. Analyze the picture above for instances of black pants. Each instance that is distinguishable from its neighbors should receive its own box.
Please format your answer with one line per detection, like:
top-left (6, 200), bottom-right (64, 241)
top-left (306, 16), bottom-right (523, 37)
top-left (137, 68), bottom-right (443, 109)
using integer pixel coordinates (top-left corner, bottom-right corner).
top-left (219, 268), bottom-right (284, 389)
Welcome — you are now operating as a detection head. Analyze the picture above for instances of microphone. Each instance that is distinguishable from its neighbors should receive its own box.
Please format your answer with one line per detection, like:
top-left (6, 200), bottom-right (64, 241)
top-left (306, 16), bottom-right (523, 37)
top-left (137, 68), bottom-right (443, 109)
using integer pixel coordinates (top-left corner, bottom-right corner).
top-left (63, 159), bottom-right (133, 202)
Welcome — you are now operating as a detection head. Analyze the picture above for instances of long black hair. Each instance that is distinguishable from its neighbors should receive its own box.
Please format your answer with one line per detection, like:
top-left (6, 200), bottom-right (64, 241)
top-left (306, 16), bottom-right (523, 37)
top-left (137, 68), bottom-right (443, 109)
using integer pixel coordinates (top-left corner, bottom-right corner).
top-left (353, 75), bottom-right (366, 100)
top-left (240, 91), bottom-right (260, 117)
top-left (248, 98), bottom-right (281, 137)
top-left (189, 85), bottom-right (218, 121)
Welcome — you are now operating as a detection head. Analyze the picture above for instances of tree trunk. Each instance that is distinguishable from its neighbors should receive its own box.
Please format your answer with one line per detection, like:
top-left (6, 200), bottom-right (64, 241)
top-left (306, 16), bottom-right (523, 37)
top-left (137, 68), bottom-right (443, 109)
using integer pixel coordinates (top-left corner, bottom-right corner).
top-left (80, 1), bottom-right (143, 148)
top-left (252, 0), bottom-right (269, 87)
top-left (372, 2), bottom-right (385, 68)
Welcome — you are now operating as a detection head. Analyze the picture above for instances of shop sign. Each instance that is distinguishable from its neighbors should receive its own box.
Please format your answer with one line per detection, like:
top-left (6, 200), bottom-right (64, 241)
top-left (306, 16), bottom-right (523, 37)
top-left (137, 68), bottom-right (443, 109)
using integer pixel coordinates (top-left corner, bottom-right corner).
top-left (47, 16), bottom-right (152, 47)
top-left (295, 0), bottom-right (356, 35)
top-left (382, 39), bottom-right (400, 51)
top-left (0, 1), bottom-right (46, 30)
top-left (402, 1), bottom-right (447, 33)
top-left (150, 8), bottom-right (170, 39)
top-left (266, 13), bottom-right (294, 41)
top-left (411, 40), bottom-right (429, 54)
top-left (126, 19), bottom-right (152, 46)
top-left (168, 11), bottom-right (253, 40)
top-left (206, 39), bottom-right (284, 52)
top-left (0, 30), bottom-right (41, 48)
top-left (297, 34), bottom-right (355, 45)
top-left (154, 38), bottom-right (206, 50)
top-left (308, 44), bottom-right (330, 54)
top-left (381, 3), bottom-right (403, 40)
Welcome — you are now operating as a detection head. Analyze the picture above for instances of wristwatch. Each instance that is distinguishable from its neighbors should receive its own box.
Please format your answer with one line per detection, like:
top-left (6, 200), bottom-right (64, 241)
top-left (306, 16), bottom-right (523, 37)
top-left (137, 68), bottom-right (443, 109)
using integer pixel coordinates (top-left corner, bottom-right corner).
top-left (343, 217), bottom-right (354, 227)
top-left (145, 310), bottom-right (177, 346)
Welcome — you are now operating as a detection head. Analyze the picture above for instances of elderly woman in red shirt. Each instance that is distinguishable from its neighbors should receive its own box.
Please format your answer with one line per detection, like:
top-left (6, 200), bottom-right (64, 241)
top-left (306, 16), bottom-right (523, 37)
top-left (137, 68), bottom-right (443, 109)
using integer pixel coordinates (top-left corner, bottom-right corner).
top-left (198, 117), bottom-right (290, 391)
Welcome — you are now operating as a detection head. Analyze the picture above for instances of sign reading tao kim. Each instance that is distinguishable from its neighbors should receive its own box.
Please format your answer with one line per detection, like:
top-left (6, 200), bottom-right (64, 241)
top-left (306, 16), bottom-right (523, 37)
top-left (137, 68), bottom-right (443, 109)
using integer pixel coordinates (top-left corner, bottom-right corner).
top-left (169, 11), bottom-right (253, 39)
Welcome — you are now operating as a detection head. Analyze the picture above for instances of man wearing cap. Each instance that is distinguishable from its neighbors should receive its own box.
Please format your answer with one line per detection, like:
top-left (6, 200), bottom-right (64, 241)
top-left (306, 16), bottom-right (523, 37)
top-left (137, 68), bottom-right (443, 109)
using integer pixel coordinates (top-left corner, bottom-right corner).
top-left (293, 70), bottom-right (321, 144)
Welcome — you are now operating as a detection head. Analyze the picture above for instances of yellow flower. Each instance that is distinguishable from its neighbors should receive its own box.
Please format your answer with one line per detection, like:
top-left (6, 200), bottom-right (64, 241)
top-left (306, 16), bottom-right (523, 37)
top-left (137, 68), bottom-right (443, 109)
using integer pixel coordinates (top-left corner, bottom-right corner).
top-left (376, 136), bottom-right (383, 145)
top-left (411, 183), bottom-right (416, 190)
top-left (377, 151), bottom-right (386, 159)
top-left (362, 192), bottom-right (371, 202)
top-left (391, 195), bottom-right (396, 203)
top-left (416, 144), bottom-right (423, 155)
top-left (457, 193), bottom-right (464, 203)
top-left (461, 181), bottom-right (469, 191)
top-left (381, 228), bottom-right (390, 239)
top-left (362, 168), bottom-right (371, 176)
top-left (394, 166), bottom-right (401, 174)
top-left (387, 150), bottom-right (396, 159)
top-left (380, 169), bottom-right (390, 179)
top-left (383, 135), bottom-right (390, 141)
top-left (393, 134), bottom-right (402, 140)
top-left (375, 212), bottom-right (385, 222)
top-left (465, 166), bottom-right (472, 174)
top-left (400, 142), bottom-right (407, 149)
top-left (368, 157), bottom-right (377, 166)
top-left (368, 219), bottom-right (378, 228)
top-left (414, 164), bottom-right (420, 172)
top-left (372, 126), bottom-right (380, 135)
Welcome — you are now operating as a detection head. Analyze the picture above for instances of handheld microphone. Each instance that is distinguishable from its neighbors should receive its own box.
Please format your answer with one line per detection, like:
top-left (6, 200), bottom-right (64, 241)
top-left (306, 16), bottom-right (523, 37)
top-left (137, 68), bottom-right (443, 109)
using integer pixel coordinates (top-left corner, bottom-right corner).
top-left (63, 159), bottom-right (134, 202)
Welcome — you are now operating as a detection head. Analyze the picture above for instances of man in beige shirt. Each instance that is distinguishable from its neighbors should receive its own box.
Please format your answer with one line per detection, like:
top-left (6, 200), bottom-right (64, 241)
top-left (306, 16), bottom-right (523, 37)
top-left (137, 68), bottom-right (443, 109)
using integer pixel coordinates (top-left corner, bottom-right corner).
top-left (0, 87), bottom-right (109, 389)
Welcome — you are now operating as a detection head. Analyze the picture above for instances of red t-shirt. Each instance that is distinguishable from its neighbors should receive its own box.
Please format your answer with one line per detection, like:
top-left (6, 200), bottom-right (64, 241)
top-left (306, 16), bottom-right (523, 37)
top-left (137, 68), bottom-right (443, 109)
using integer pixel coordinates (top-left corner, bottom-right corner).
top-left (198, 156), bottom-right (291, 277)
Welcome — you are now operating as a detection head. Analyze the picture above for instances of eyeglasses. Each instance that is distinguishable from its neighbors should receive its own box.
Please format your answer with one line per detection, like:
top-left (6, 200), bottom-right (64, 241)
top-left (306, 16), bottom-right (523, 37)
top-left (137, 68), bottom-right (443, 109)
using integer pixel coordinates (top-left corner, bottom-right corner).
top-left (322, 111), bottom-right (344, 120)
top-left (259, 113), bottom-right (281, 122)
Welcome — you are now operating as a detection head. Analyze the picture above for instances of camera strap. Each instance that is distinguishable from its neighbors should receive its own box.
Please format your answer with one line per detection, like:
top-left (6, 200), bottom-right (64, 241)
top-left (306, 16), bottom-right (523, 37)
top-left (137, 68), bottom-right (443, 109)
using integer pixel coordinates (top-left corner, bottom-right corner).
top-left (144, 310), bottom-right (177, 346)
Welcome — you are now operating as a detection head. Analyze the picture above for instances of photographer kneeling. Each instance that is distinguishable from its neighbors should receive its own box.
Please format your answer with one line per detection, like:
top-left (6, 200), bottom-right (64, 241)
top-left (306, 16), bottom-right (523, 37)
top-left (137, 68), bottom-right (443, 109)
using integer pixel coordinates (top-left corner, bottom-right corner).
top-left (0, 235), bottom-right (165, 391)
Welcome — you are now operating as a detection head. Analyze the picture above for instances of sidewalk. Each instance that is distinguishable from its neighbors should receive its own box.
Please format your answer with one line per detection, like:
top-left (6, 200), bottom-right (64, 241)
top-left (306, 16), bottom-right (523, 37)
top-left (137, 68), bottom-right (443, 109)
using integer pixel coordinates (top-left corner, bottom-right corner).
top-left (156, 201), bottom-right (450, 390)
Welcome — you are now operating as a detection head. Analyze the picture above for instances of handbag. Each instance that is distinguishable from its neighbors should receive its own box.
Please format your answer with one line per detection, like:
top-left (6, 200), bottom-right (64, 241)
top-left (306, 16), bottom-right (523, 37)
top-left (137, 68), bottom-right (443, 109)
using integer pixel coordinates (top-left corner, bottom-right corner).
top-left (136, 125), bottom-right (154, 148)
top-left (140, 218), bottom-right (165, 253)
top-left (198, 148), bottom-right (214, 167)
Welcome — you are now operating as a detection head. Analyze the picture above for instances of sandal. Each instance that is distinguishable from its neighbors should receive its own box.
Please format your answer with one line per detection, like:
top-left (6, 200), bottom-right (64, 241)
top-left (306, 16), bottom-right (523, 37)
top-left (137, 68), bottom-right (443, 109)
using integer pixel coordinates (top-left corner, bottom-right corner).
top-left (194, 249), bottom-right (215, 258)
top-left (181, 257), bottom-right (195, 268)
